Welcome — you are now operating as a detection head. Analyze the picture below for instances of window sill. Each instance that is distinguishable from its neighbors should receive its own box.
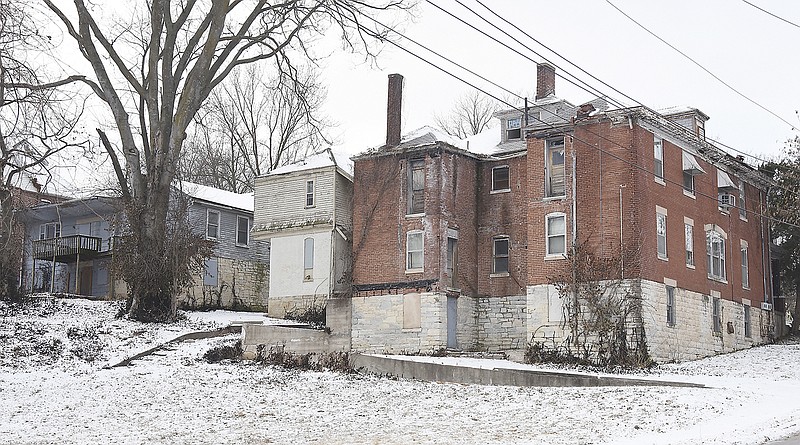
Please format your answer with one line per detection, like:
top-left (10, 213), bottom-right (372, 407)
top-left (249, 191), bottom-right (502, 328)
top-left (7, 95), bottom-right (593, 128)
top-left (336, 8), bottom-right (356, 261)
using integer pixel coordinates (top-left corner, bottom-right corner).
top-left (490, 189), bottom-right (511, 195)
top-left (739, 216), bottom-right (748, 222)
top-left (545, 254), bottom-right (566, 260)
top-left (490, 272), bottom-right (510, 278)
top-left (543, 195), bottom-right (566, 202)
top-left (402, 327), bottom-right (422, 333)
top-left (683, 189), bottom-right (696, 199)
top-left (405, 268), bottom-right (424, 274)
top-left (405, 213), bottom-right (425, 219)
top-left (655, 177), bottom-right (666, 186)
top-left (658, 255), bottom-right (668, 262)
top-left (686, 263), bottom-right (695, 269)
top-left (707, 275), bottom-right (728, 284)
top-left (206, 236), bottom-right (218, 241)
top-left (305, 205), bottom-right (316, 209)
top-left (667, 323), bottom-right (676, 328)
top-left (235, 244), bottom-right (250, 249)
top-left (743, 286), bottom-right (751, 291)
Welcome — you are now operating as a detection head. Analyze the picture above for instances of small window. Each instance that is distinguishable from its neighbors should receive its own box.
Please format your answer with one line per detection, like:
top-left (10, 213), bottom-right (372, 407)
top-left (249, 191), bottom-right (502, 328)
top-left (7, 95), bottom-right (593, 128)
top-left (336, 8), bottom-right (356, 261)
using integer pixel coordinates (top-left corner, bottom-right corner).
top-left (738, 181), bottom-right (746, 219)
top-left (744, 305), bottom-right (752, 338)
top-left (406, 231), bottom-right (424, 271)
top-left (306, 180), bottom-right (315, 207)
top-left (685, 223), bottom-right (694, 267)
top-left (204, 257), bottom-right (218, 286)
top-left (712, 296), bottom-right (721, 333)
top-left (408, 159), bottom-right (425, 215)
top-left (654, 136), bottom-right (664, 181)
top-left (39, 222), bottom-right (61, 240)
top-left (506, 117), bottom-right (521, 140)
top-left (206, 210), bottom-right (220, 240)
top-left (666, 285), bottom-right (676, 327)
top-left (493, 237), bottom-right (509, 274)
top-left (303, 237), bottom-right (314, 281)
top-left (683, 171), bottom-right (694, 194)
top-left (656, 211), bottom-right (667, 260)
top-left (236, 216), bottom-right (249, 246)
top-left (446, 237), bottom-right (458, 288)
top-left (707, 230), bottom-right (726, 281)
top-left (545, 138), bottom-right (566, 197)
top-left (741, 246), bottom-right (749, 289)
top-left (492, 166), bottom-right (510, 192)
top-left (546, 213), bottom-right (566, 256)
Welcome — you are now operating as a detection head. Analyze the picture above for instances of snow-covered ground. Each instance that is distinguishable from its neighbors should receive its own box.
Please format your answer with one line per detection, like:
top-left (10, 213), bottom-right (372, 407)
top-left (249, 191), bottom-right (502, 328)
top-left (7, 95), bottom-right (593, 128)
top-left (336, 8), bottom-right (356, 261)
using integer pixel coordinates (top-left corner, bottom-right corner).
top-left (1, 297), bottom-right (799, 445)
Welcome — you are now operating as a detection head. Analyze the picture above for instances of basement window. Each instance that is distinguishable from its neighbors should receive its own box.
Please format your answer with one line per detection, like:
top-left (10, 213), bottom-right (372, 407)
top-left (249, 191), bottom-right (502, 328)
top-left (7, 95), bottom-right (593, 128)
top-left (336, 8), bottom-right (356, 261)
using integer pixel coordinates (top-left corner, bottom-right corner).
top-left (303, 237), bottom-right (314, 281)
top-left (712, 296), bottom-right (722, 334)
top-left (666, 285), bottom-right (676, 327)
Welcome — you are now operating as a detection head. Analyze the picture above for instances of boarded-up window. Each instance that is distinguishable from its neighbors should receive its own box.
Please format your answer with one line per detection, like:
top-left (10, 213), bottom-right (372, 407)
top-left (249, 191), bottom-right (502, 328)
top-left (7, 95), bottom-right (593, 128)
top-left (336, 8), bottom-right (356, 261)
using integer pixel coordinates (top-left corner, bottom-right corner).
top-left (304, 238), bottom-right (314, 281)
top-left (204, 258), bottom-right (218, 286)
top-left (408, 159), bottom-right (425, 214)
top-left (403, 293), bottom-right (421, 329)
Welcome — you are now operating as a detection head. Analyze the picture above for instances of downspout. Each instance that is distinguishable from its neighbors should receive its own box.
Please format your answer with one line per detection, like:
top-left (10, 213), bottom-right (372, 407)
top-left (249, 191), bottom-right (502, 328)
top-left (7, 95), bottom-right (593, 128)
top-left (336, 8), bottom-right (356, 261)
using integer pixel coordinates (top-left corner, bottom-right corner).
top-left (571, 135), bottom-right (577, 249)
top-left (330, 166), bottom-right (337, 299)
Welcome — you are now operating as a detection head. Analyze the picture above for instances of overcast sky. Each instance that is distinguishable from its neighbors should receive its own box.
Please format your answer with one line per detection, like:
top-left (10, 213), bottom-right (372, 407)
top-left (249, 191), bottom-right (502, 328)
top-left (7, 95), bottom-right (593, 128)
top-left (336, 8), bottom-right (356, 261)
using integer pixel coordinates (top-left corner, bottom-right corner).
top-left (318, 0), bottom-right (800, 163)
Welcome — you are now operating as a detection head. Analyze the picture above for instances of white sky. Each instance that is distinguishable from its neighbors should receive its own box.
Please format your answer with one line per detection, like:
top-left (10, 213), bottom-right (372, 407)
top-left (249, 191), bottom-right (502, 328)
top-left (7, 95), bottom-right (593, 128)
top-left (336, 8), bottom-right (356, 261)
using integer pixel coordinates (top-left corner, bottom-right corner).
top-left (318, 0), bottom-right (800, 163)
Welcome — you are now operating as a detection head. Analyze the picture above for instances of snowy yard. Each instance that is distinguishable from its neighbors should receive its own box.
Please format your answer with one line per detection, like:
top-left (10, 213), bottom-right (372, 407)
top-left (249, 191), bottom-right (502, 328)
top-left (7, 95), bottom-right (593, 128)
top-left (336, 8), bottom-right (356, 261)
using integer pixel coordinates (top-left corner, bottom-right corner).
top-left (1, 297), bottom-right (799, 445)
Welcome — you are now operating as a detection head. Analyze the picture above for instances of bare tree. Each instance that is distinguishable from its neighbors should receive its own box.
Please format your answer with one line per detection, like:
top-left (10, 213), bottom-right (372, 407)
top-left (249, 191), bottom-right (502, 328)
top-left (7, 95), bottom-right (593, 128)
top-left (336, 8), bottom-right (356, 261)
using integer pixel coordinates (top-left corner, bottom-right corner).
top-left (0, 0), bottom-right (85, 300)
top-left (434, 90), bottom-right (498, 139)
top-left (180, 64), bottom-right (330, 193)
top-left (43, 0), bottom-right (410, 321)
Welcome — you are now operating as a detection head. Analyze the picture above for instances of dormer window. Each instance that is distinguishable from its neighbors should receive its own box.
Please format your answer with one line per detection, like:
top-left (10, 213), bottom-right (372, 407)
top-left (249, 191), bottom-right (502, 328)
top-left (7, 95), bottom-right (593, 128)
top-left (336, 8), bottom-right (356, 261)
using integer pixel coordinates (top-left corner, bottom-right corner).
top-left (506, 117), bottom-right (521, 140)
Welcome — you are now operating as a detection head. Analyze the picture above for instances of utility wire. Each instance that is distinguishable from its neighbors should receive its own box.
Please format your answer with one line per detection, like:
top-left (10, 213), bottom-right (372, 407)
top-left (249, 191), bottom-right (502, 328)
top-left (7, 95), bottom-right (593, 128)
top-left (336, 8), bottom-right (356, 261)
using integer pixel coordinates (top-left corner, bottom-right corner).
top-left (605, 0), bottom-right (797, 131)
top-left (741, 0), bottom-right (800, 29)
top-left (425, 0), bottom-right (624, 109)
top-left (351, 7), bottom-right (800, 228)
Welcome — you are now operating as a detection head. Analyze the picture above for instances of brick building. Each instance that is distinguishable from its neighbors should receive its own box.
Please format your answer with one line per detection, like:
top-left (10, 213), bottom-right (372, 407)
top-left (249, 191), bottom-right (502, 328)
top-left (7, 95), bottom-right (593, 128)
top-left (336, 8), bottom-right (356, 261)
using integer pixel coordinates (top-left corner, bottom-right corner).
top-left (350, 66), bottom-right (776, 362)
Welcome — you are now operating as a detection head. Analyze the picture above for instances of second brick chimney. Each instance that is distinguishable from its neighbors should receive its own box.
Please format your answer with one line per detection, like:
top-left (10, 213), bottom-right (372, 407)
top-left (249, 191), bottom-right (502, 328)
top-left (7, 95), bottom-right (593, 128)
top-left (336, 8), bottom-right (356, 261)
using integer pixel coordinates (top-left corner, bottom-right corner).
top-left (386, 73), bottom-right (404, 147)
top-left (536, 63), bottom-right (555, 101)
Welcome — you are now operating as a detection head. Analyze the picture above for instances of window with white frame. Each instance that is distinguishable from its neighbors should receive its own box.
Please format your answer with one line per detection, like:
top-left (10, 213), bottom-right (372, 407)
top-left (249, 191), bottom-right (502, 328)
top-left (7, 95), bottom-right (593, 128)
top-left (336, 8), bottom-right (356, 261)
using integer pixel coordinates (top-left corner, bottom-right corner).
top-left (408, 159), bottom-right (425, 215)
top-left (39, 222), bottom-right (61, 240)
top-left (712, 296), bottom-right (722, 333)
top-left (305, 180), bottom-right (315, 207)
top-left (492, 236), bottom-right (509, 274)
top-left (506, 117), bottom-right (521, 140)
top-left (546, 213), bottom-right (566, 256)
top-left (206, 209), bottom-right (220, 240)
top-left (406, 231), bottom-right (424, 271)
top-left (741, 244), bottom-right (749, 289)
top-left (654, 136), bottom-right (664, 181)
top-left (236, 216), bottom-right (249, 246)
top-left (545, 138), bottom-right (566, 197)
top-left (492, 166), bottom-right (510, 192)
top-left (707, 230), bottom-right (726, 281)
top-left (738, 181), bottom-right (746, 219)
top-left (303, 237), bottom-right (314, 281)
top-left (685, 222), bottom-right (694, 267)
top-left (666, 285), bottom-right (676, 327)
top-left (656, 210), bottom-right (667, 260)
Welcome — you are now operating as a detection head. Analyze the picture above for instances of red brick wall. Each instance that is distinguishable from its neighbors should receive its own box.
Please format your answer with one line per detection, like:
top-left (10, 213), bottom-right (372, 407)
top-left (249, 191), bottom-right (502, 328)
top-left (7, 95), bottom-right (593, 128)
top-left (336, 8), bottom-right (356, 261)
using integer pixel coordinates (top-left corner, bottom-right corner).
top-left (477, 155), bottom-right (528, 296)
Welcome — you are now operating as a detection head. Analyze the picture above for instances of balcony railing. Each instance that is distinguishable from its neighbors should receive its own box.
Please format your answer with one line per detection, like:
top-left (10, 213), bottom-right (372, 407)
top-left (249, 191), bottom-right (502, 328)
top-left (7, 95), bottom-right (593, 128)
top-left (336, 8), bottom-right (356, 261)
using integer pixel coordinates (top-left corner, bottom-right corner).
top-left (32, 235), bottom-right (106, 261)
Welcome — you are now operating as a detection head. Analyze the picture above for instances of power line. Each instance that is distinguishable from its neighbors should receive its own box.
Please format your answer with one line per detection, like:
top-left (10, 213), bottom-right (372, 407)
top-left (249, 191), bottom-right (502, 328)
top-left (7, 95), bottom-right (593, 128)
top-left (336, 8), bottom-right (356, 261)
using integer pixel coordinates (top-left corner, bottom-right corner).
top-left (605, 0), bottom-right (797, 131)
top-left (350, 6), bottom-right (799, 228)
top-left (741, 0), bottom-right (800, 29)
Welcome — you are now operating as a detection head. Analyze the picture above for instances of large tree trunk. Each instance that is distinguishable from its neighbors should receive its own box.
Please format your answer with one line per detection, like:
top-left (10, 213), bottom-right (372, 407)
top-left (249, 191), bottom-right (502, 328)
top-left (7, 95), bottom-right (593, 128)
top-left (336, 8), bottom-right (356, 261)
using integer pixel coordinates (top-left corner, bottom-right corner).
top-left (792, 278), bottom-right (800, 335)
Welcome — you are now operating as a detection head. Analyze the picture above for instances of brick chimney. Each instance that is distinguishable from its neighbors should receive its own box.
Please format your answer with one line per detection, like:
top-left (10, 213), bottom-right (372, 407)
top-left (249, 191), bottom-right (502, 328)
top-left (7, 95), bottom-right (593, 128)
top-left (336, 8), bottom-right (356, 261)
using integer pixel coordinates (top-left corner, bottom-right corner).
top-left (536, 63), bottom-right (555, 101)
top-left (386, 73), bottom-right (403, 147)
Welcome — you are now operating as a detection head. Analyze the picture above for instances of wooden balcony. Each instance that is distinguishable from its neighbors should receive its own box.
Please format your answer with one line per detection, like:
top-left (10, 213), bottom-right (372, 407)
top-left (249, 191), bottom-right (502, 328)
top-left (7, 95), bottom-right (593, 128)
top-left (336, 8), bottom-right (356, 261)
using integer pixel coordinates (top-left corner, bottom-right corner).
top-left (32, 235), bottom-right (108, 262)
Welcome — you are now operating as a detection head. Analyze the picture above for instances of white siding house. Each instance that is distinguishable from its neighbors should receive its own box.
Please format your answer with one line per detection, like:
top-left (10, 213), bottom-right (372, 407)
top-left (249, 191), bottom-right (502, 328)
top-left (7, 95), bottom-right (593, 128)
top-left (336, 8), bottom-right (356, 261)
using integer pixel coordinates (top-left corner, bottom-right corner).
top-left (252, 148), bottom-right (353, 318)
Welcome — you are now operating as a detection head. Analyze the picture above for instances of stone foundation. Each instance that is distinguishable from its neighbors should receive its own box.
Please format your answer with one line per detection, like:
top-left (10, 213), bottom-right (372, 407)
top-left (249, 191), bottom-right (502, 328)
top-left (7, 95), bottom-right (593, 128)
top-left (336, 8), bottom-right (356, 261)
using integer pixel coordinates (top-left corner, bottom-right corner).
top-left (180, 258), bottom-right (269, 311)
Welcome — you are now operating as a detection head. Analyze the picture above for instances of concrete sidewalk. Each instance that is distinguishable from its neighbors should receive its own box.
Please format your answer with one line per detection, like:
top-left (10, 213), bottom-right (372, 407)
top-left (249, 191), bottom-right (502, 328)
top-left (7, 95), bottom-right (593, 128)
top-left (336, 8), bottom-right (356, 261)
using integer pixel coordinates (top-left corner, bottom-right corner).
top-left (351, 354), bottom-right (704, 388)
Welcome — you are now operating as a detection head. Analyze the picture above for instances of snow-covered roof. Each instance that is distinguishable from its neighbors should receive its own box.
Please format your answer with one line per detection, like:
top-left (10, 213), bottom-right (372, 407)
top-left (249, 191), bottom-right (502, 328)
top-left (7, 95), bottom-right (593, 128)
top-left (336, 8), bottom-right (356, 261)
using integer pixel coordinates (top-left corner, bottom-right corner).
top-left (396, 126), bottom-right (461, 150)
top-left (267, 148), bottom-right (354, 178)
top-left (659, 105), bottom-right (709, 121)
top-left (455, 128), bottom-right (501, 155)
top-left (179, 181), bottom-right (254, 213)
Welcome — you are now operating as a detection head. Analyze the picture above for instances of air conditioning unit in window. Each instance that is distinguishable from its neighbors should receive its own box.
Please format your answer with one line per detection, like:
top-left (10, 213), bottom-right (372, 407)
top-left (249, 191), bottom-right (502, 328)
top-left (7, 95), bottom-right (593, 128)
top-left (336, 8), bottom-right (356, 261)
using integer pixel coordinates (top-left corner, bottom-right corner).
top-left (761, 302), bottom-right (773, 311)
top-left (718, 193), bottom-right (736, 210)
